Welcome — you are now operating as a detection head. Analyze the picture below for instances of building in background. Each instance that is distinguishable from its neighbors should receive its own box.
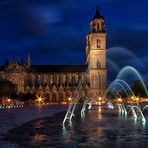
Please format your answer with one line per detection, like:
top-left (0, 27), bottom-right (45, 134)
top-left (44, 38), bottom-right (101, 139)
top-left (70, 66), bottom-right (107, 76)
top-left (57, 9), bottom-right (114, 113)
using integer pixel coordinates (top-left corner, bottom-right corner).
top-left (0, 6), bottom-right (107, 103)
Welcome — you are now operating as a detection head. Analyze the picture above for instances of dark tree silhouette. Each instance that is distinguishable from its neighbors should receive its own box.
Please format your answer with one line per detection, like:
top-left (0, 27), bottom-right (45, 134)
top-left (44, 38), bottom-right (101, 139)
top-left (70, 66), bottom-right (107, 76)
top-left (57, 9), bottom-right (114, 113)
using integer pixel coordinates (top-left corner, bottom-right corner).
top-left (0, 80), bottom-right (15, 97)
top-left (132, 80), bottom-right (148, 97)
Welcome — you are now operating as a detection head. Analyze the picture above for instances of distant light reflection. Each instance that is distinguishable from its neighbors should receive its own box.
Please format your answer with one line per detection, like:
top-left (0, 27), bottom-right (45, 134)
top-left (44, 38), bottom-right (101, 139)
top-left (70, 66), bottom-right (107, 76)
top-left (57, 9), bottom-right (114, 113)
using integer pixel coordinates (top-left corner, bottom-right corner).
top-left (98, 106), bottom-right (102, 119)
top-left (32, 133), bottom-right (47, 142)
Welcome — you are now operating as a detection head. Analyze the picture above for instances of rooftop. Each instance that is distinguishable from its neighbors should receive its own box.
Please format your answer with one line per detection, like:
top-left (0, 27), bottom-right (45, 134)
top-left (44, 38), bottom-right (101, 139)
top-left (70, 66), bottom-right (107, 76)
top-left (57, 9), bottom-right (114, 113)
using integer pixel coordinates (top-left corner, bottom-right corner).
top-left (29, 65), bottom-right (88, 73)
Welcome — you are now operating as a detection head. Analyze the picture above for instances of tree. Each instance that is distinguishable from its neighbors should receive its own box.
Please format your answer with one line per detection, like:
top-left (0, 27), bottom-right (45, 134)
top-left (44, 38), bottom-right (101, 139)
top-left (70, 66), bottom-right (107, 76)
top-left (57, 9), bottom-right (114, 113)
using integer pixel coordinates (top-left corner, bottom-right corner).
top-left (132, 80), bottom-right (148, 97)
top-left (11, 92), bottom-right (18, 100)
top-left (21, 93), bottom-right (36, 102)
top-left (0, 80), bottom-right (16, 97)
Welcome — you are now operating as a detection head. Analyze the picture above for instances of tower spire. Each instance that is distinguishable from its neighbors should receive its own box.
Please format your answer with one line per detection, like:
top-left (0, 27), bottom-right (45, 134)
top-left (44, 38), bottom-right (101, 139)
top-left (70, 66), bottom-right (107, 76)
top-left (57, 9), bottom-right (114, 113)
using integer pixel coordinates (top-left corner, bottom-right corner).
top-left (26, 53), bottom-right (31, 68)
top-left (94, 5), bottom-right (101, 19)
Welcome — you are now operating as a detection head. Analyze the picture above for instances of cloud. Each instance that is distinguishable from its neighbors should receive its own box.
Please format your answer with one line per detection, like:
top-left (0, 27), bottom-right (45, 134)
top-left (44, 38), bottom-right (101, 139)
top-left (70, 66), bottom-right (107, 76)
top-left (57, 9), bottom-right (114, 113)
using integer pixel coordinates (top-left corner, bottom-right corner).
top-left (32, 5), bottom-right (63, 24)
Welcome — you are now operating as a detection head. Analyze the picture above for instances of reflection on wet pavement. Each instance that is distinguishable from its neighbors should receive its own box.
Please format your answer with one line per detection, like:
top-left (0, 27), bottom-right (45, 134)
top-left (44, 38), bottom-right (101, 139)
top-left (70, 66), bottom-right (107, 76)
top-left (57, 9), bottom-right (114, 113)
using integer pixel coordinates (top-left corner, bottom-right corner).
top-left (3, 106), bottom-right (148, 147)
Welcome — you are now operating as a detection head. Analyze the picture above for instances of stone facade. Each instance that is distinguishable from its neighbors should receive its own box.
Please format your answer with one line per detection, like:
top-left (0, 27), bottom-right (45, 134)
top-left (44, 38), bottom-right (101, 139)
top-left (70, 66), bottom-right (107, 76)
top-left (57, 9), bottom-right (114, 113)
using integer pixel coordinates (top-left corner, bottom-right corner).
top-left (86, 7), bottom-right (107, 101)
top-left (0, 7), bottom-right (107, 103)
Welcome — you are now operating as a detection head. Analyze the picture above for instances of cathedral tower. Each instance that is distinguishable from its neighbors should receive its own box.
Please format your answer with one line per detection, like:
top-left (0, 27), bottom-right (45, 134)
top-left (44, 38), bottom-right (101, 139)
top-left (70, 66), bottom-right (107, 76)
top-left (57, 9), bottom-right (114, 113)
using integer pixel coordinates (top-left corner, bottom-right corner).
top-left (86, 6), bottom-right (107, 102)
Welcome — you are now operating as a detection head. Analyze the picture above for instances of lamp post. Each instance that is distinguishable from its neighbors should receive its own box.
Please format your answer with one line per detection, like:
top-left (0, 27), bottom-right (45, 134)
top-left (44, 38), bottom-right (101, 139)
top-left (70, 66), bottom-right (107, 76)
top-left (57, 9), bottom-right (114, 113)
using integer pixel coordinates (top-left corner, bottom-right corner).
top-left (36, 96), bottom-right (44, 105)
top-left (68, 97), bottom-right (72, 104)
top-left (98, 97), bottom-right (102, 105)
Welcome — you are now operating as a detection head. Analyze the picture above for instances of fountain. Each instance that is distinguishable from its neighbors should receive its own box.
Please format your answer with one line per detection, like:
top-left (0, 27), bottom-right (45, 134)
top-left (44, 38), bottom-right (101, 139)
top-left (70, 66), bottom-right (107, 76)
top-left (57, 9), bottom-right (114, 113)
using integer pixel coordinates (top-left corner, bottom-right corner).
top-left (107, 66), bottom-right (148, 125)
top-left (63, 64), bottom-right (148, 127)
top-left (116, 66), bottom-right (148, 97)
top-left (63, 67), bottom-right (92, 125)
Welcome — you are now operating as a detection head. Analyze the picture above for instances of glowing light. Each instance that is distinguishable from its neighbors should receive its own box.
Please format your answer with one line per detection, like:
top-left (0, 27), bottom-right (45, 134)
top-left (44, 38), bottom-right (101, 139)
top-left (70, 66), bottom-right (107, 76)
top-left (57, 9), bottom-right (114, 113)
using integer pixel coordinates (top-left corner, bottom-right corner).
top-left (117, 98), bottom-right (122, 102)
top-left (98, 97), bottom-right (102, 101)
top-left (98, 106), bottom-right (102, 119)
top-left (97, 97), bottom-right (102, 105)
top-left (98, 107), bottom-right (101, 112)
top-left (7, 99), bottom-right (11, 102)
top-left (38, 98), bottom-right (42, 102)
top-left (135, 97), bottom-right (139, 101)
top-left (68, 97), bottom-right (72, 101)
top-left (68, 97), bottom-right (72, 104)
top-left (36, 95), bottom-right (44, 105)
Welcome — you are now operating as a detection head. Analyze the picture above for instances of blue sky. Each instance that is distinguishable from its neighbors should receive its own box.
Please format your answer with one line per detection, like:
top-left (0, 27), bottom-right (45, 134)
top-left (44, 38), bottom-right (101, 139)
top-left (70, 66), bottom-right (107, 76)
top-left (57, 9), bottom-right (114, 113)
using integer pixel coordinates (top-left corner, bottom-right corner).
top-left (0, 0), bottom-right (148, 82)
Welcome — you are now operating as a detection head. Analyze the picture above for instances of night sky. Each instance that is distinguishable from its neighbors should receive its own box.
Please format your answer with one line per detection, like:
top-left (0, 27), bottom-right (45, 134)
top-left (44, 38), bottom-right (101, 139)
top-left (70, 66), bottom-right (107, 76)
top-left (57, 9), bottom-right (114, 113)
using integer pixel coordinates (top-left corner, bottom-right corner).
top-left (0, 0), bottom-right (148, 82)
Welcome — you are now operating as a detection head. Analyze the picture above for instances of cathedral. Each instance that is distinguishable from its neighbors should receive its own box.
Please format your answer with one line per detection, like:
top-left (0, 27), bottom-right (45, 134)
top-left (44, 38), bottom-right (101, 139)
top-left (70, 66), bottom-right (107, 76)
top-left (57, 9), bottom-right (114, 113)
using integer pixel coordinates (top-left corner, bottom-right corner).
top-left (0, 7), bottom-right (107, 103)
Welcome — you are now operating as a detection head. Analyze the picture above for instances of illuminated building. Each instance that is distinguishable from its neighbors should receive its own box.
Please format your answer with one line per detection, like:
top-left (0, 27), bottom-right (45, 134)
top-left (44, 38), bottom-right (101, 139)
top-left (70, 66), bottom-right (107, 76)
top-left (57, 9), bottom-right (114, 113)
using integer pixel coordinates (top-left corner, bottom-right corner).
top-left (0, 6), bottom-right (107, 103)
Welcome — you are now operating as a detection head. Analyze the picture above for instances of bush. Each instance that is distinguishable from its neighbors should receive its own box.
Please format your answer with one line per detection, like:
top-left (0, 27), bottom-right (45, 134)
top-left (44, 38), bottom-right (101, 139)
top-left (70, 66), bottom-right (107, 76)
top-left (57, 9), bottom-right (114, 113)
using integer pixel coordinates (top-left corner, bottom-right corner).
top-left (0, 80), bottom-right (15, 97)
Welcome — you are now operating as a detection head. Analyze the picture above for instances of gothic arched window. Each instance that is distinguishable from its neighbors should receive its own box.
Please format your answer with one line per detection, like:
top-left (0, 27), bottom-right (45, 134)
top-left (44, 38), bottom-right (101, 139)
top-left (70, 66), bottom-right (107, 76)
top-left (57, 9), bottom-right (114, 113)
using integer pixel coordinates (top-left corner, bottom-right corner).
top-left (50, 75), bottom-right (53, 84)
top-left (92, 59), bottom-right (97, 68)
top-left (38, 75), bottom-right (41, 84)
top-left (97, 60), bottom-right (101, 68)
top-left (97, 39), bottom-right (101, 48)
top-left (101, 22), bottom-right (105, 31)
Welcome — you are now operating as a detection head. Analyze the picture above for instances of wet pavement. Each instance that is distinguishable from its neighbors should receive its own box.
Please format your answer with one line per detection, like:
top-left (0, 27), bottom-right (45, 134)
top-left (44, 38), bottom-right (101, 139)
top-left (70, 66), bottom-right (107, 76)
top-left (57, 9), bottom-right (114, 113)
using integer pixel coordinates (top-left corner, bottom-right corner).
top-left (2, 105), bottom-right (148, 147)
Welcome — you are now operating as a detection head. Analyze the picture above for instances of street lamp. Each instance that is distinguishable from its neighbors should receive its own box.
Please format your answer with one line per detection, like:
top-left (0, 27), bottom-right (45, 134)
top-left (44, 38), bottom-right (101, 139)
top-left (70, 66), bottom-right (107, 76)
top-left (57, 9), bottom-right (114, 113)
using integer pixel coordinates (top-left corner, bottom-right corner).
top-left (98, 97), bottom-right (102, 105)
top-left (36, 95), bottom-right (44, 105)
top-left (68, 97), bottom-right (72, 104)
top-left (117, 98), bottom-right (122, 103)
top-left (38, 98), bottom-right (42, 102)
top-left (98, 97), bottom-right (102, 101)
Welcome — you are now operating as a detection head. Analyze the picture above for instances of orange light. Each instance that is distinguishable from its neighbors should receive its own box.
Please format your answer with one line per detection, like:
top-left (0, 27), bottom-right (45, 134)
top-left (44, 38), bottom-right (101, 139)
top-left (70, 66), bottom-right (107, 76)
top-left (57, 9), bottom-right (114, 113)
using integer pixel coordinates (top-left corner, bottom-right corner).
top-left (68, 97), bottom-right (72, 101)
top-left (117, 98), bottom-right (122, 102)
top-left (135, 97), bottom-right (139, 101)
top-left (38, 98), bottom-right (42, 102)
top-left (36, 95), bottom-right (44, 104)
top-left (98, 97), bottom-right (102, 101)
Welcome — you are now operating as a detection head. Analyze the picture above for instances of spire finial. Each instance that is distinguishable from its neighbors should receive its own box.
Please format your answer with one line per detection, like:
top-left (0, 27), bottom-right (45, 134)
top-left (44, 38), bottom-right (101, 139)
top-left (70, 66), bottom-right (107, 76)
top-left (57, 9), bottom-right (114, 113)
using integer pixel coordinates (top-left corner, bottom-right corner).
top-left (26, 52), bottom-right (31, 68)
top-left (94, 5), bottom-right (101, 19)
